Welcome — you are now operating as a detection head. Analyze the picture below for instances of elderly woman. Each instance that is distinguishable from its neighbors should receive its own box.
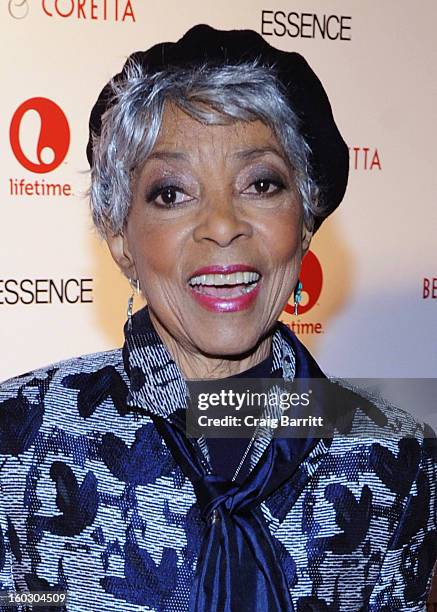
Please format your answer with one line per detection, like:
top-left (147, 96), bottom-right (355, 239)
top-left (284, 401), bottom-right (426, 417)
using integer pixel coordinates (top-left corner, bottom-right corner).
top-left (0, 24), bottom-right (435, 612)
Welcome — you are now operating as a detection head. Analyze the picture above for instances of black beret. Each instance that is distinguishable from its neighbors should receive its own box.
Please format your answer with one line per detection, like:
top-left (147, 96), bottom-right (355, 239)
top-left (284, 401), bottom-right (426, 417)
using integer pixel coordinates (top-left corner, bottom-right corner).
top-left (87, 24), bottom-right (349, 231)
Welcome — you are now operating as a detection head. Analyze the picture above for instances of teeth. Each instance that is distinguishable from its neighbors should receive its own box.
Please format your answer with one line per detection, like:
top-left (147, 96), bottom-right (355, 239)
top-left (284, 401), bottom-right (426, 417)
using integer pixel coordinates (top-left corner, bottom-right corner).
top-left (189, 271), bottom-right (260, 286)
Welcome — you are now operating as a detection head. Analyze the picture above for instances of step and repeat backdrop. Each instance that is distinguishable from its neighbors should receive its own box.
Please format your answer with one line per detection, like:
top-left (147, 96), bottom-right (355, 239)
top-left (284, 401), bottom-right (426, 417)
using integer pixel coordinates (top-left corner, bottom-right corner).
top-left (1, 0), bottom-right (436, 382)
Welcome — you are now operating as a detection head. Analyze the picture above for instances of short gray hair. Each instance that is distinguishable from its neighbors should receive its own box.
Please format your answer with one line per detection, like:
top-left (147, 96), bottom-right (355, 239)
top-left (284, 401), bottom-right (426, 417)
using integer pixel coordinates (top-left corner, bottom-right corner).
top-left (89, 60), bottom-right (323, 237)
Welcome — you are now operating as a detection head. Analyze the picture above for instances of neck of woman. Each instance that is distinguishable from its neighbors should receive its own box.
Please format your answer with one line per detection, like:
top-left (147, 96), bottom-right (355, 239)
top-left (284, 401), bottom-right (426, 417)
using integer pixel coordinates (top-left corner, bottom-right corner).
top-left (148, 311), bottom-right (273, 380)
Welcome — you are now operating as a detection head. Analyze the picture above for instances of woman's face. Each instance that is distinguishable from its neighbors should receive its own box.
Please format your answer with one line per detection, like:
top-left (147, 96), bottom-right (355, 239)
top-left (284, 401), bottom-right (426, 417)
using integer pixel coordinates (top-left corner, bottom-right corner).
top-left (109, 104), bottom-right (311, 359)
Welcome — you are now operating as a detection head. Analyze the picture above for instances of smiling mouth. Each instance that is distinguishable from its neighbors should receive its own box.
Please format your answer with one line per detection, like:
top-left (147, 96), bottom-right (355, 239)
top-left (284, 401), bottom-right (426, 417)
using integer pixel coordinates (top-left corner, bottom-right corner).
top-left (188, 271), bottom-right (261, 298)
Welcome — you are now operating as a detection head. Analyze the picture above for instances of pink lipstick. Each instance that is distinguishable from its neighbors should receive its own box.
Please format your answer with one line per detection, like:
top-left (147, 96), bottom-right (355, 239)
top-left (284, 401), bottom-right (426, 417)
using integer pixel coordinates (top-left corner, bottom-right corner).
top-left (187, 264), bottom-right (261, 313)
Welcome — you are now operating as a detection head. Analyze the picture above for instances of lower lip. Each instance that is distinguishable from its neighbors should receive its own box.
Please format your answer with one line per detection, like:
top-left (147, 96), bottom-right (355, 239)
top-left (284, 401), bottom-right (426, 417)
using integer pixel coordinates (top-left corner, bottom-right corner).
top-left (188, 282), bottom-right (261, 312)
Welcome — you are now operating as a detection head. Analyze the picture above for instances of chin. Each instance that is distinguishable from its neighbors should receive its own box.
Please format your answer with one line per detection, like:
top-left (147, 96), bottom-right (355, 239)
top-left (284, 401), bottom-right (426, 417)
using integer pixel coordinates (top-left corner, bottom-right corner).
top-left (190, 323), bottom-right (266, 359)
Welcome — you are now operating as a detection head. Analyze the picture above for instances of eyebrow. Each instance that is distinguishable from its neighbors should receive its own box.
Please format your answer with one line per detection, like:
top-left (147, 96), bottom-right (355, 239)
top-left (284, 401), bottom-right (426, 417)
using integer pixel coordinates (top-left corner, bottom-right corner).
top-left (234, 147), bottom-right (285, 160)
top-left (147, 147), bottom-right (285, 162)
top-left (147, 151), bottom-right (187, 161)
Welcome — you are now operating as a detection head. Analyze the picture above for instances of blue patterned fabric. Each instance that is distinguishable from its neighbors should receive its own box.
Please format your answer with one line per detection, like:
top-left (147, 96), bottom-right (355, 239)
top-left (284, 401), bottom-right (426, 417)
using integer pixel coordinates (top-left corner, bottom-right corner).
top-left (0, 306), bottom-right (435, 611)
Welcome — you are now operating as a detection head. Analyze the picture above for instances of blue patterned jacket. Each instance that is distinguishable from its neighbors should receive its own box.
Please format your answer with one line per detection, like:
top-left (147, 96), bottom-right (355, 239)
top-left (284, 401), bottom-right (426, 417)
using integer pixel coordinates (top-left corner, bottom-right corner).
top-left (0, 307), bottom-right (435, 611)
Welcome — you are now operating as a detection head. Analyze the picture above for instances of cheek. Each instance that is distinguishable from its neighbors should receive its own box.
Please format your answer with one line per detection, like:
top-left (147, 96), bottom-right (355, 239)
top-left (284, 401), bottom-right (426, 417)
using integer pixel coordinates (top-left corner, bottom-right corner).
top-left (262, 212), bottom-right (303, 265)
top-left (127, 217), bottom-right (185, 286)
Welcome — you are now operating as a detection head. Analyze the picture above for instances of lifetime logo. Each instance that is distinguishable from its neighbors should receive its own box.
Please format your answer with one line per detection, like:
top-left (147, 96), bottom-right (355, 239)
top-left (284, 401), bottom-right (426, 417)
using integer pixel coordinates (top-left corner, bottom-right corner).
top-left (10, 97), bottom-right (70, 174)
top-left (9, 97), bottom-right (72, 197)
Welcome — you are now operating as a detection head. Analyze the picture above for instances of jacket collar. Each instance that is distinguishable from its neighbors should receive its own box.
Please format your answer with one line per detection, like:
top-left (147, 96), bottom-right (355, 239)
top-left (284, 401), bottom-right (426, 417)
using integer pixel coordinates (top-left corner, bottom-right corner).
top-left (122, 306), bottom-right (334, 527)
top-left (122, 306), bottom-right (310, 420)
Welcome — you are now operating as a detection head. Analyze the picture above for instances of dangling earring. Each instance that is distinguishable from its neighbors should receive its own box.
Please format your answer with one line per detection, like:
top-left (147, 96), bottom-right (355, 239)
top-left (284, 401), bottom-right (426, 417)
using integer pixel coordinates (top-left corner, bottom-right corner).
top-left (293, 280), bottom-right (303, 315)
top-left (127, 277), bottom-right (140, 331)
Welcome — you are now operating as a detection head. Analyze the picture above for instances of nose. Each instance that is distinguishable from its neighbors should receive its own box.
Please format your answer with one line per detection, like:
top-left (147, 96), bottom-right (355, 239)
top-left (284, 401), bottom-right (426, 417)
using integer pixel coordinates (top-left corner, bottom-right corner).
top-left (192, 193), bottom-right (253, 247)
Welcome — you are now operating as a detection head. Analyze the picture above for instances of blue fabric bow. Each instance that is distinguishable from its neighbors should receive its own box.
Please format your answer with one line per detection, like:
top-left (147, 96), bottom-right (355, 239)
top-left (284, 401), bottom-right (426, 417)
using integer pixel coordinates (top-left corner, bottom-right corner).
top-left (152, 416), bottom-right (292, 610)
top-left (149, 333), bottom-right (330, 612)
top-left (124, 308), bottom-right (339, 611)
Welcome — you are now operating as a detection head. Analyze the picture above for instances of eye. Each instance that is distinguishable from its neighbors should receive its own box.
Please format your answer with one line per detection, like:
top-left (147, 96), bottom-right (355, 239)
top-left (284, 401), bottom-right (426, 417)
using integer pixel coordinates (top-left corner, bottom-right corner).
top-left (147, 185), bottom-right (193, 208)
top-left (243, 177), bottom-right (285, 197)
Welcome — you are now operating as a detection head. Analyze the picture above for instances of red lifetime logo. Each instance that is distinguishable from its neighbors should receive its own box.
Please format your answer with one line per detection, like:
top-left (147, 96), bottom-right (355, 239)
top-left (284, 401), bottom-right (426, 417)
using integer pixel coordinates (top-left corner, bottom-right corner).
top-left (284, 250), bottom-right (323, 315)
top-left (10, 97), bottom-right (70, 173)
